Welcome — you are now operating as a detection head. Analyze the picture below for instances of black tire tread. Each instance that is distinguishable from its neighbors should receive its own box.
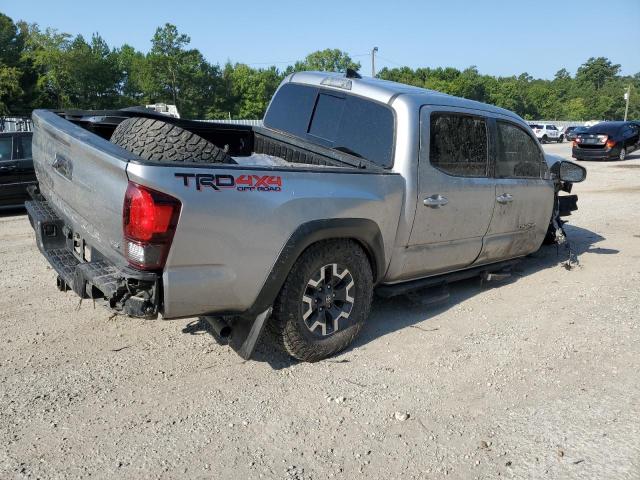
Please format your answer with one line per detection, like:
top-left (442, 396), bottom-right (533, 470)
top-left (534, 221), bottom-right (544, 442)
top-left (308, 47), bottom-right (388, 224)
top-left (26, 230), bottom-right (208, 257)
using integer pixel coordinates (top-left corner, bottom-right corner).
top-left (270, 240), bottom-right (373, 362)
top-left (110, 117), bottom-right (233, 164)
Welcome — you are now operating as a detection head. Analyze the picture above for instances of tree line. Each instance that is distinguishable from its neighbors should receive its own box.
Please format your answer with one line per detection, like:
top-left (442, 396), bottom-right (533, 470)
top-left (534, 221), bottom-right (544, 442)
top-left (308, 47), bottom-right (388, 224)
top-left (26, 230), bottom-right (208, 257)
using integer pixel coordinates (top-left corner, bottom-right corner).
top-left (1, 13), bottom-right (638, 121)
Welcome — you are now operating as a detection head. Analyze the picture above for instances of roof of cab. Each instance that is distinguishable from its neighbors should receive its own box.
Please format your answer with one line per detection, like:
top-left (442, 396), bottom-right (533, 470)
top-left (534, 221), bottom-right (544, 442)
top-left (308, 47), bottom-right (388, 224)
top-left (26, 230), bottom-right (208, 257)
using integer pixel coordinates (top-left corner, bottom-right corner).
top-left (286, 71), bottom-right (522, 122)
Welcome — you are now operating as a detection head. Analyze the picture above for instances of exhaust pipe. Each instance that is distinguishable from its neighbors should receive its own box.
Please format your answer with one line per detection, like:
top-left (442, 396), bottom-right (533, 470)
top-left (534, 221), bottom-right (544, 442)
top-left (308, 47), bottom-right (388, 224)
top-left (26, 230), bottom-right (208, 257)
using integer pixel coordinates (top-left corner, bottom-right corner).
top-left (203, 316), bottom-right (232, 339)
top-left (56, 275), bottom-right (70, 292)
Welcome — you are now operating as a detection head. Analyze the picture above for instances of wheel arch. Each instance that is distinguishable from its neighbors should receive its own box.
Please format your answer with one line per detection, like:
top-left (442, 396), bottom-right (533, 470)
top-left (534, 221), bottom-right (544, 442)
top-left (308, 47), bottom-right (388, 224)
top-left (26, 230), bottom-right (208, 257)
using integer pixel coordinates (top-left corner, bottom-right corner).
top-left (247, 218), bottom-right (385, 317)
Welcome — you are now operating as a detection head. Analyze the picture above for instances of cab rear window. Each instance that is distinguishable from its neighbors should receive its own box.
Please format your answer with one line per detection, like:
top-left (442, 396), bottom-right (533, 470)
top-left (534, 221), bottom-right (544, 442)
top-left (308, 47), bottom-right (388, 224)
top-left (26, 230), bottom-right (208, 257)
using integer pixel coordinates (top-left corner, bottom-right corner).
top-left (264, 83), bottom-right (395, 168)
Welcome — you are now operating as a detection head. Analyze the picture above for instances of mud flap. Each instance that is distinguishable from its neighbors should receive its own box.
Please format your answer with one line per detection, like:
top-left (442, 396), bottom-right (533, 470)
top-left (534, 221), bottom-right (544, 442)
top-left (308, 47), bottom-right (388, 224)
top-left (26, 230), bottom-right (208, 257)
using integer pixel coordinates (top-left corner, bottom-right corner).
top-left (227, 308), bottom-right (273, 360)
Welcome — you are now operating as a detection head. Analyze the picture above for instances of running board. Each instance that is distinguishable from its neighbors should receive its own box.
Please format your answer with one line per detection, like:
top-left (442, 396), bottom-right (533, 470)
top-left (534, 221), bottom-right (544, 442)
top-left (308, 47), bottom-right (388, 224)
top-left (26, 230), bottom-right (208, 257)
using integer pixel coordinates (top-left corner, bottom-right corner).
top-left (375, 259), bottom-right (520, 298)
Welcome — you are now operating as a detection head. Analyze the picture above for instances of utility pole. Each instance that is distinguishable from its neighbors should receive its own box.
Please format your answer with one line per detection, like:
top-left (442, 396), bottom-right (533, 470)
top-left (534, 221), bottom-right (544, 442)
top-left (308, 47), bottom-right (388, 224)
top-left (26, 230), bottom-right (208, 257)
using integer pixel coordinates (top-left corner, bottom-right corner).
top-left (623, 85), bottom-right (631, 121)
top-left (371, 47), bottom-right (378, 78)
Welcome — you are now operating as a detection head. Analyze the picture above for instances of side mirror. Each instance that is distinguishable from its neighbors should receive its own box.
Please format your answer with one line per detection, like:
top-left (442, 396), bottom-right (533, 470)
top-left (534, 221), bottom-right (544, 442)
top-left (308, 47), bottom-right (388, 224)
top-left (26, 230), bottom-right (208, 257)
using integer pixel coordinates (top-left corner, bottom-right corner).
top-left (556, 161), bottom-right (586, 183)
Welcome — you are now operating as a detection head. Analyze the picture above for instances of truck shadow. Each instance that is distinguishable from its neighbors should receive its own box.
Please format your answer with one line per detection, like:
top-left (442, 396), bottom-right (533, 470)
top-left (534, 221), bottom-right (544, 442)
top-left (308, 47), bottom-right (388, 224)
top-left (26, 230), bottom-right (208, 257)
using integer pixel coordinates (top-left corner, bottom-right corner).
top-left (191, 224), bottom-right (616, 369)
top-left (350, 223), bottom-right (615, 355)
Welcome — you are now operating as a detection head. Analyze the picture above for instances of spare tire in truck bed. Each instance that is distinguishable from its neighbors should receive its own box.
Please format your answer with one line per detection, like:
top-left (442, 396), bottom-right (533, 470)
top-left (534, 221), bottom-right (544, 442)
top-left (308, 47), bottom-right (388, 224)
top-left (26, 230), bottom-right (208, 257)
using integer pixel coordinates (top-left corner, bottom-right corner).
top-left (110, 117), bottom-right (234, 164)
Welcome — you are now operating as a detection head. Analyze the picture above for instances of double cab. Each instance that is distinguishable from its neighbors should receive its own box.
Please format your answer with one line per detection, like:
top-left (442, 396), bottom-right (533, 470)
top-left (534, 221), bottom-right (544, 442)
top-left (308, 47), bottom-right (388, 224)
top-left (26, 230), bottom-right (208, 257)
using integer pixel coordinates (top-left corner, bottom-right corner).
top-left (26, 71), bottom-right (585, 361)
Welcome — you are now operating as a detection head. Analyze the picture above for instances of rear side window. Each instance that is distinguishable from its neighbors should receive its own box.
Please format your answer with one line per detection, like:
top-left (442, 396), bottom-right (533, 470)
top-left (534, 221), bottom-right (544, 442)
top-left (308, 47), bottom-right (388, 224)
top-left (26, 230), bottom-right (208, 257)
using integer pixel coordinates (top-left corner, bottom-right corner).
top-left (0, 137), bottom-right (12, 160)
top-left (264, 83), bottom-right (395, 168)
top-left (429, 113), bottom-right (488, 177)
top-left (496, 121), bottom-right (543, 178)
top-left (547, 125), bottom-right (557, 130)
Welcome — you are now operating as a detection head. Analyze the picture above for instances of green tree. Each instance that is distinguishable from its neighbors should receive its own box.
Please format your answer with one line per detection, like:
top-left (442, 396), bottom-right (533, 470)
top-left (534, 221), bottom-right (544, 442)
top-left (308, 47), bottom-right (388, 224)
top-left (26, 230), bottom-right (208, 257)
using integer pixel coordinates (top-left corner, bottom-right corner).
top-left (145, 23), bottom-right (222, 117)
top-left (210, 63), bottom-right (281, 119)
top-left (0, 65), bottom-right (22, 114)
top-left (576, 57), bottom-right (621, 90)
top-left (287, 49), bottom-right (360, 73)
top-left (148, 23), bottom-right (190, 105)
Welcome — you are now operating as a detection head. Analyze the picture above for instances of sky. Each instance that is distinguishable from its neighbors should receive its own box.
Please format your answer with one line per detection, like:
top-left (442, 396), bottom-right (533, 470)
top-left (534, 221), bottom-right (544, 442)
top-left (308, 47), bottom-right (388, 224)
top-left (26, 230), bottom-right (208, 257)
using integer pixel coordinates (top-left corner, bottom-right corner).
top-left (2, 0), bottom-right (640, 79)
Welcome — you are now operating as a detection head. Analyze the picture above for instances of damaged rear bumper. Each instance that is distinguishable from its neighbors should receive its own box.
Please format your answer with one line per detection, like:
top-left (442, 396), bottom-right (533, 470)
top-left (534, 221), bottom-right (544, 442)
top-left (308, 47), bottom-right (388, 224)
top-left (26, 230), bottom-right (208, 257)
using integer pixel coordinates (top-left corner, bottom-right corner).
top-left (25, 198), bottom-right (160, 319)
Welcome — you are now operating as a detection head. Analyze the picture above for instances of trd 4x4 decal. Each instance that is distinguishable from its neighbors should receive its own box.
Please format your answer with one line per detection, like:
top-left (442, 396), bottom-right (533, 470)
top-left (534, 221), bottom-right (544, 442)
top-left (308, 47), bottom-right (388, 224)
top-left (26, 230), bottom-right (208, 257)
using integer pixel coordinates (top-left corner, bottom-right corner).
top-left (175, 173), bottom-right (282, 192)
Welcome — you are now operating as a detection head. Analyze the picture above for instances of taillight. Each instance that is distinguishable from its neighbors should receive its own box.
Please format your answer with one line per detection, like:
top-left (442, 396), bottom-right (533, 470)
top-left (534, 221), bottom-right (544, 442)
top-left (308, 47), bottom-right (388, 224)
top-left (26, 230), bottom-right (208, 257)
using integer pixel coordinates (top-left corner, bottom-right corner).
top-left (606, 139), bottom-right (616, 148)
top-left (123, 182), bottom-right (181, 270)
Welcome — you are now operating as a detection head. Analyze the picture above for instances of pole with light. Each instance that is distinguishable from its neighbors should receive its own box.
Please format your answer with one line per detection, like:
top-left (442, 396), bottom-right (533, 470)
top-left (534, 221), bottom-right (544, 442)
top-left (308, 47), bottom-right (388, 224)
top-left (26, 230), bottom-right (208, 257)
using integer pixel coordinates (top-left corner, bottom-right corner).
top-left (623, 85), bottom-right (631, 121)
top-left (371, 47), bottom-right (378, 78)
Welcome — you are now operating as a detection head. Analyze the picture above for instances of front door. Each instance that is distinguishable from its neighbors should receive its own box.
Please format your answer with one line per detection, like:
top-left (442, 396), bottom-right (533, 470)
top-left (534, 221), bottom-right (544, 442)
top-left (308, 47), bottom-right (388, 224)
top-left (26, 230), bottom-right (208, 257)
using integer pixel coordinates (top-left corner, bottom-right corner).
top-left (403, 108), bottom-right (496, 280)
top-left (476, 119), bottom-right (554, 263)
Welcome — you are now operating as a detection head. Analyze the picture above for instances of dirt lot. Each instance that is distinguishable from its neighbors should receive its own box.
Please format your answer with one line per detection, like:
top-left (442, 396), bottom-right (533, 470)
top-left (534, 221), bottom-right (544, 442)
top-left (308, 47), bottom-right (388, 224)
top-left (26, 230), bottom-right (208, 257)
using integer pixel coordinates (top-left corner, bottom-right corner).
top-left (1, 142), bottom-right (639, 479)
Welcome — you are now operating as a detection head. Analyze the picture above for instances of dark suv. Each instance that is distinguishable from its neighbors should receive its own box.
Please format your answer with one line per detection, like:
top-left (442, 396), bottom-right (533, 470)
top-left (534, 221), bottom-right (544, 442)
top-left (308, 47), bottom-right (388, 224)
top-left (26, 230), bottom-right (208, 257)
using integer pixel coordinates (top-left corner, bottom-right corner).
top-left (572, 121), bottom-right (640, 161)
top-left (0, 131), bottom-right (36, 209)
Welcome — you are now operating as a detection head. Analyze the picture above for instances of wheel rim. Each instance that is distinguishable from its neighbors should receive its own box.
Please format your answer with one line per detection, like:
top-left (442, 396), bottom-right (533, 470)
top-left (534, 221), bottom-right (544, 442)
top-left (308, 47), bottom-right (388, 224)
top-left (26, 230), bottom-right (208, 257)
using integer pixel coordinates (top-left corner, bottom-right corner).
top-left (302, 263), bottom-right (355, 337)
top-left (620, 149), bottom-right (626, 161)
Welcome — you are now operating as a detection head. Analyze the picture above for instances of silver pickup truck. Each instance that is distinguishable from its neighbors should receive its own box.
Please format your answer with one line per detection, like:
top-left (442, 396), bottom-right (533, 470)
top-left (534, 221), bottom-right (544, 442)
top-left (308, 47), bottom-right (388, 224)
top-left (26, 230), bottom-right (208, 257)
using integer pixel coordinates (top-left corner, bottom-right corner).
top-left (26, 71), bottom-right (585, 362)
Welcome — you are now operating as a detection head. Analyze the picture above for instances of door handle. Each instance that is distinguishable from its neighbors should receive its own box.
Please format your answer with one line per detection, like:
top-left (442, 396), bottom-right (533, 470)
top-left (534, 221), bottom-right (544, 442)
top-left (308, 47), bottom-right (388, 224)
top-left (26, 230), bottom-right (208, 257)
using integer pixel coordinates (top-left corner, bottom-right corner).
top-left (423, 194), bottom-right (449, 208)
top-left (496, 193), bottom-right (514, 204)
top-left (0, 165), bottom-right (17, 171)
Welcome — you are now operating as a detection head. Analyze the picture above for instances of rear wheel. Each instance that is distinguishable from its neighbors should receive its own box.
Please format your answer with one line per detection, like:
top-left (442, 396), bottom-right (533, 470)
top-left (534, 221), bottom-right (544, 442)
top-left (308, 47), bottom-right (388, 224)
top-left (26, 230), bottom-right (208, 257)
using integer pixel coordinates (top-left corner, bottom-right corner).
top-left (271, 240), bottom-right (373, 362)
top-left (110, 117), bottom-right (234, 164)
top-left (619, 148), bottom-right (626, 161)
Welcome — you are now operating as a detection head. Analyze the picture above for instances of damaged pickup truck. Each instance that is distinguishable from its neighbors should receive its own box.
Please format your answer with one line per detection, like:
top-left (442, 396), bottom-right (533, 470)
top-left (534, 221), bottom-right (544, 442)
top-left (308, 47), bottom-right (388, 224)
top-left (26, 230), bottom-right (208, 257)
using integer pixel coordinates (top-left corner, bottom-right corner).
top-left (26, 71), bottom-right (586, 362)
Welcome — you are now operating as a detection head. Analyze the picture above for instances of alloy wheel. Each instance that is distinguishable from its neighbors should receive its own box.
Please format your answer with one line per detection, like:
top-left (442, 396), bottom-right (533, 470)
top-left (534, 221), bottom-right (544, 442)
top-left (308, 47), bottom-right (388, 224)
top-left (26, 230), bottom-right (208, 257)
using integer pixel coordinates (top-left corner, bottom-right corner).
top-left (302, 263), bottom-right (355, 336)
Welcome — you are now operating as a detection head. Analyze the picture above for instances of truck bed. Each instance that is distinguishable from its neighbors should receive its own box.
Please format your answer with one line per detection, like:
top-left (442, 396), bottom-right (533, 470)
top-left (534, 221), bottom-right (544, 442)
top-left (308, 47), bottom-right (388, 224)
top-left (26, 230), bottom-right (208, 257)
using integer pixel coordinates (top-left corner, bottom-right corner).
top-left (29, 109), bottom-right (404, 320)
top-left (55, 108), bottom-right (386, 171)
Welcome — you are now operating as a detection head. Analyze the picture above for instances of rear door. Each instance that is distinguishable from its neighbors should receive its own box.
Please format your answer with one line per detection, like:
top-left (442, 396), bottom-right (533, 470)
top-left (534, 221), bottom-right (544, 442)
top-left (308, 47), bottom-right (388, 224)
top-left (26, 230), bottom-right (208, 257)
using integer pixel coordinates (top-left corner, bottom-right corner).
top-left (0, 134), bottom-right (23, 207)
top-left (476, 119), bottom-right (554, 263)
top-left (404, 107), bottom-right (496, 278)
top-left (14, 133), bottom-right (37, 186)
top-left (623, 124), bottom-right (639, 151)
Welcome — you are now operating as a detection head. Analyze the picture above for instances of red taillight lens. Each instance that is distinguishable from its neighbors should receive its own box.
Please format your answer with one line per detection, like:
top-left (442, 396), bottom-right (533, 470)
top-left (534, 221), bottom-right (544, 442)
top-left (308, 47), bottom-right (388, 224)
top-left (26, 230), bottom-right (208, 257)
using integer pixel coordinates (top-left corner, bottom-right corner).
top-left (606, 139), bottom-right (616, 148)
top-left (123, 182), bottom-right (181, 270)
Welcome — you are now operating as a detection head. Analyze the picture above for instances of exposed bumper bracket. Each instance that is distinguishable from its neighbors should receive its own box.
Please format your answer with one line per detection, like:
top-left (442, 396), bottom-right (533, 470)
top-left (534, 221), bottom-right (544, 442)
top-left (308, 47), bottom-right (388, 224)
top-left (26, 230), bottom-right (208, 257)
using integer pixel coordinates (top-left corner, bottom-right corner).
top-left (25, 198), bottom-right (160, 319)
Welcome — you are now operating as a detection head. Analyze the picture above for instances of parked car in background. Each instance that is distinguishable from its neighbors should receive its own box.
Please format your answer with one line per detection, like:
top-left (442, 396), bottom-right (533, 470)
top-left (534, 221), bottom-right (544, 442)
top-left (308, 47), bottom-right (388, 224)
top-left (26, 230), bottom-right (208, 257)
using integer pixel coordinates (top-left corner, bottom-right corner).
top-left (564, 126), bottom-right (588, 142)
top-left (572, 121), bottom-right (640, 161)
top-left (0, 131), bottom-right (36, 209)
top-left (529, 123), bottom-right (563, 143)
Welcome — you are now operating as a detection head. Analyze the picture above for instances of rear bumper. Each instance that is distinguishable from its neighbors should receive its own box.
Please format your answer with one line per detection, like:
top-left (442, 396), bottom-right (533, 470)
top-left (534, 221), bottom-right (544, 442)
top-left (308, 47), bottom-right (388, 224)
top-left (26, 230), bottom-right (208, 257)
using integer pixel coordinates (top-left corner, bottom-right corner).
top-left (26, 197), bottom-right (160, 318)
top-left (572, 146), bottom-right (618, 160)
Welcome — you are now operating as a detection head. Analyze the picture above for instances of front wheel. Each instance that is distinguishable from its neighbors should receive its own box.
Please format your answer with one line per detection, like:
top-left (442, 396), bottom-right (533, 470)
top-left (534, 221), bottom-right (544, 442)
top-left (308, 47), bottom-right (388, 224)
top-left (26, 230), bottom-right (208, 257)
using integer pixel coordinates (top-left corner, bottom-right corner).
top-left (542, 135), bottom-right (548, 144)
top-left (557, 136), bottom-right (564, 143)
top-left (270, 240), bottom-right (373, 362)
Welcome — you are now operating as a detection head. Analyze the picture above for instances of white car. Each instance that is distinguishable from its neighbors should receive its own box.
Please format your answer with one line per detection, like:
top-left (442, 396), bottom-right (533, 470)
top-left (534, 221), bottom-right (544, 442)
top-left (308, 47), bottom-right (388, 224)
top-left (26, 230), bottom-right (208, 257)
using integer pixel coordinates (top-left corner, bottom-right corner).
top-left (529, 123), bottom-right (563, 143)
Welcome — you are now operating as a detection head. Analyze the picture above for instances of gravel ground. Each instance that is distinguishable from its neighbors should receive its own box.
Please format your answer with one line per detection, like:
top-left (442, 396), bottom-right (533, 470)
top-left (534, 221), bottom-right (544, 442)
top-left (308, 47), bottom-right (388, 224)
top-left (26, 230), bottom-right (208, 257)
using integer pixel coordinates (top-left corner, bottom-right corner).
top-left (1, 142), bottom-right (639, 479)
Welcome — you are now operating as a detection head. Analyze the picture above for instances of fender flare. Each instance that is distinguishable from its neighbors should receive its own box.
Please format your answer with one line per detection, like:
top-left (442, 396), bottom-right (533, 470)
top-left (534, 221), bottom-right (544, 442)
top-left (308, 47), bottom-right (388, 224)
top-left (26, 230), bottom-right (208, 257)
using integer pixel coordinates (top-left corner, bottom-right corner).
top-left (247, 218), bottom-right (385, 317)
